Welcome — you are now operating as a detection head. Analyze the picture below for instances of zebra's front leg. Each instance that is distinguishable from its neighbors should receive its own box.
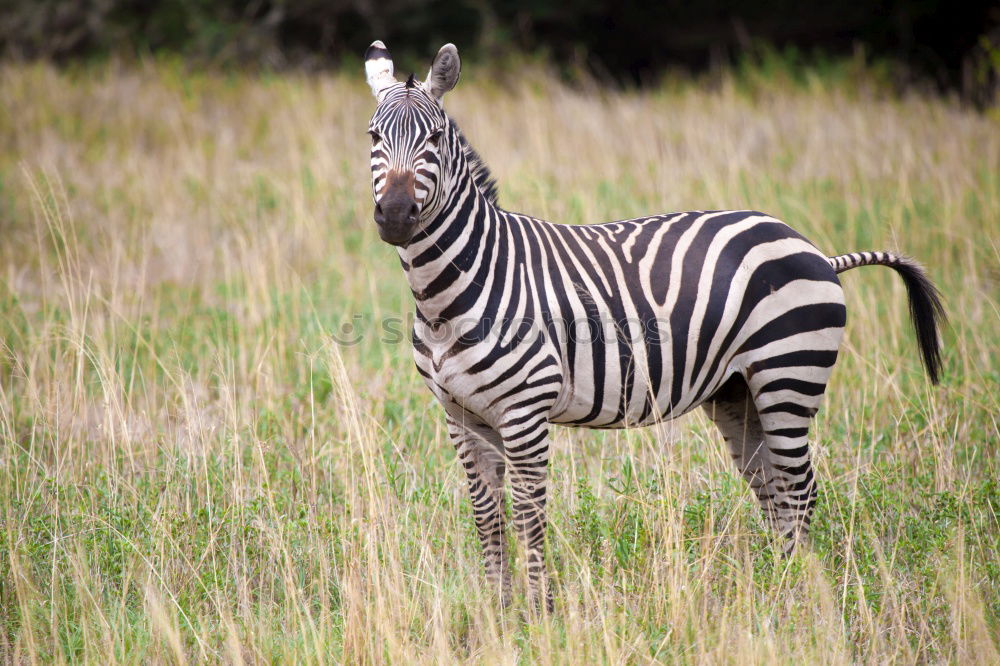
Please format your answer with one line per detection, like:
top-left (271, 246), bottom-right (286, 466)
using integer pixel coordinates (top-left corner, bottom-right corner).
top-left (446, 416), bottom-right (512, 605)
top-left (500, 415), bottom-right (553, 613)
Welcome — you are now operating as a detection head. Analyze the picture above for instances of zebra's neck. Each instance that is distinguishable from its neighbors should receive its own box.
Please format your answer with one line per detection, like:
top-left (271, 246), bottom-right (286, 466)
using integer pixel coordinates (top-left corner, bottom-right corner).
top-left (396, 130), bottom-right (506, 324)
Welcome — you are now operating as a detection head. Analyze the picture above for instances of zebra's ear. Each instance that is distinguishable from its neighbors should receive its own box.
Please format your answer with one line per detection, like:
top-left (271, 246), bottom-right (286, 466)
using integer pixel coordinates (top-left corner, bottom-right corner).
top-left (365, 40), bottom-right (397, 99)
top-left (423, 43), bottom-right (460, 102)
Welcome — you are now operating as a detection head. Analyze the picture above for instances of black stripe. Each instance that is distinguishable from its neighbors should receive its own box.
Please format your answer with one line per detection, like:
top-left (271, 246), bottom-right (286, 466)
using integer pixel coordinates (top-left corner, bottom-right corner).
top-left (735, 303), bottom-right (846, 356)
top-left (758, 402), bottom-right (817, 418)
top-left (756, 378), bottom-right (826, 396)
top-left (765, 427), bottom-right (809, 439)
top-left (748, 349), bottom-right (839, 377)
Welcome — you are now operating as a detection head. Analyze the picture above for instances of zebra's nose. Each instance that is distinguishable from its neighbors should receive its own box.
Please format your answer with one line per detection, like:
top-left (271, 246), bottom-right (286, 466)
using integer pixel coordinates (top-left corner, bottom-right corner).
top-left (376, 197), bottom-right (418, 226)
top-left (374, 194), bottom-right (420, 246)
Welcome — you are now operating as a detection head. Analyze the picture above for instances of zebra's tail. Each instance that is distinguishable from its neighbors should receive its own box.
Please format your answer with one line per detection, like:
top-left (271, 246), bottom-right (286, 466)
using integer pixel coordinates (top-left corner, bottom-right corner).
top-left (828, 251), bottom-right (946, 384)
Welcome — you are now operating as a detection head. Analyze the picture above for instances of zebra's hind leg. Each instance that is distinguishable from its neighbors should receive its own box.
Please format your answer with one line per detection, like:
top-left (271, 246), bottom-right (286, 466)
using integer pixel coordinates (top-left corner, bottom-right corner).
top-left (446, 416), bottom-right (512, 606)
top-left (703, 375), bottom-right (780, 537)
top-left (749, 369), bottom-right (828, 554)
top-left (704, 372), bottom-right (823, 554)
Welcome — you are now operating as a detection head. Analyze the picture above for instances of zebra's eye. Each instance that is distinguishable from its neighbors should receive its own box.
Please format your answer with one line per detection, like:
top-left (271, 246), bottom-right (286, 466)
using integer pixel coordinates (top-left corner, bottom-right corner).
top-left (368, 130), bottom-right (381, 145)
top-left (428, 129), bottom-right (443, 146)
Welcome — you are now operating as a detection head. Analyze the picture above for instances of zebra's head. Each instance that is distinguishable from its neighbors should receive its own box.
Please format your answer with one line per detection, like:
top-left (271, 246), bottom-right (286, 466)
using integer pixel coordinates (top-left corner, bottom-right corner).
top-left (365, 40), bottom-right (460, 246)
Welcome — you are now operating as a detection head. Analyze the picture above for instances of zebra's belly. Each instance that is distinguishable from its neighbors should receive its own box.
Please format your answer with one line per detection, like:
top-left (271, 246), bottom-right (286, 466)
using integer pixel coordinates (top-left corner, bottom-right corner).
top-left (548, 389), bottom-right (695, 429)
top-left (546, 343), bottom-right (725, 428)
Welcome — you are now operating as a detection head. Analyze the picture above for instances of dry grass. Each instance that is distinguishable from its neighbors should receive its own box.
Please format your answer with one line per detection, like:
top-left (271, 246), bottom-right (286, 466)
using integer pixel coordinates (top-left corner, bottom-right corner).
top-left (0, 59), bottom-right (997, 663)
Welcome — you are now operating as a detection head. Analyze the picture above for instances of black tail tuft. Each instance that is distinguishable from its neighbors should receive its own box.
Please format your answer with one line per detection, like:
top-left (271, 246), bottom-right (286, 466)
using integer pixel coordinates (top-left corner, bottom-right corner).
top-left (887, 258), bottom-right (947, 384)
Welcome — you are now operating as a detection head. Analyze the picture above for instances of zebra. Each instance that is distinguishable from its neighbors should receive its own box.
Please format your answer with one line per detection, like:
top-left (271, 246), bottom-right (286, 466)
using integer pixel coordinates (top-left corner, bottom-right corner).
top-left (363, 41), bottom-right (945, 611)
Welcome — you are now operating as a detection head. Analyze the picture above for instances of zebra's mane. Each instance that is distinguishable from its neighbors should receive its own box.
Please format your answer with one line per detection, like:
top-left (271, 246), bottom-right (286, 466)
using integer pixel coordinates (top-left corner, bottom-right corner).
top-left (453, 124), bottom-right (499, 206)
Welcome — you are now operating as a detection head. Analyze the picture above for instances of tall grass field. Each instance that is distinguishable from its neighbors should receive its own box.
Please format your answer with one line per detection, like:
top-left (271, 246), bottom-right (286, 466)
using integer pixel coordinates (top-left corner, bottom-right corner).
top-left (0, 59), bottom-right (998, 663)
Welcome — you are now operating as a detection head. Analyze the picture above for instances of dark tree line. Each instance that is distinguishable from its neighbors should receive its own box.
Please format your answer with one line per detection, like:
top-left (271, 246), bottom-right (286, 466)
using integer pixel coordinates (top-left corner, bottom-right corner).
top-left (1, 1), bottom-right (996, 101)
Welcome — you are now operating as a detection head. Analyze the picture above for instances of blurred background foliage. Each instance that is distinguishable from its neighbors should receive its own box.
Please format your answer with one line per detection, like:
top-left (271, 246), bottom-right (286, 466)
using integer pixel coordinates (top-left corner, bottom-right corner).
top-left (0, 0), bottom-right (997, 104)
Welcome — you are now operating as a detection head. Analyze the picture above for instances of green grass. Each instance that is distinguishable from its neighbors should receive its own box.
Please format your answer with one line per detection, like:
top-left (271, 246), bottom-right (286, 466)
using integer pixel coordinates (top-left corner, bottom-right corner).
top-left (0, 59), bottom-right (997, 663)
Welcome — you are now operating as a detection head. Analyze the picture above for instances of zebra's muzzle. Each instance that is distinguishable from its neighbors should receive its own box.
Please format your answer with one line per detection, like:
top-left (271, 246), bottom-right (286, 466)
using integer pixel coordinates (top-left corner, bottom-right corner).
top-left (374, 198), bottom-right (419, 246)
